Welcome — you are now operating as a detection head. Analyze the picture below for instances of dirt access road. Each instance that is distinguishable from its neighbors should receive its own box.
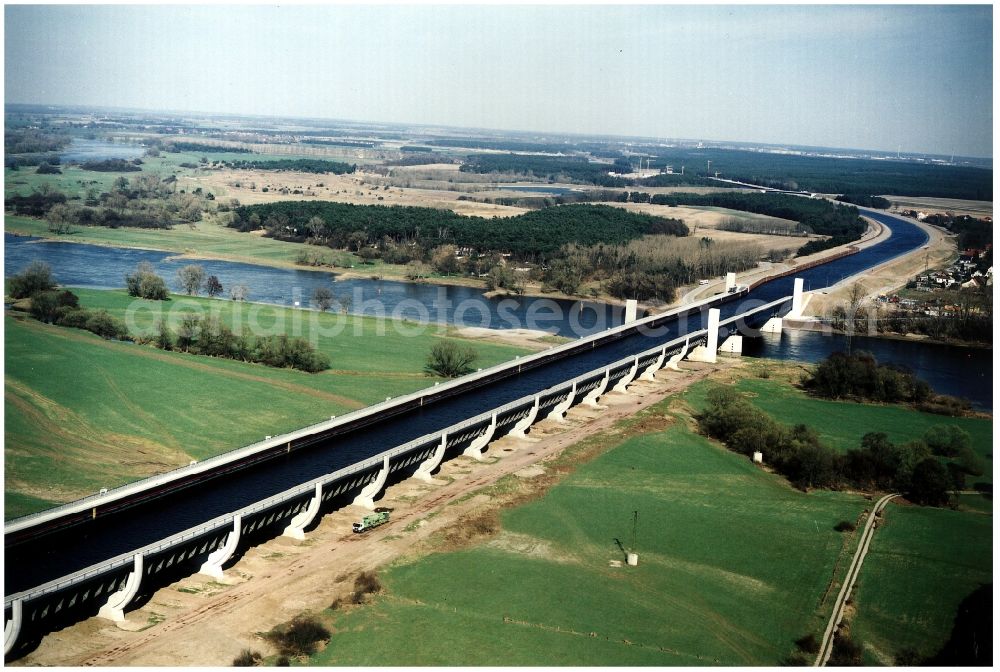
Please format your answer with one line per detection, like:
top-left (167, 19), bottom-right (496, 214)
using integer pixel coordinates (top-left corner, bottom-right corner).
top-left (13, 361), bottom-right (728, 667)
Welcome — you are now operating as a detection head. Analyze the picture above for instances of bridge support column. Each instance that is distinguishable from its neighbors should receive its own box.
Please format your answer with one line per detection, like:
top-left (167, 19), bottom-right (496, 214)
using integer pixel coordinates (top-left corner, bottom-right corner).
top-left (761, 317), bottom-right (783, 333)
top-left (4, 599), bottom-right (22, 656)
top-left (624, 299), bottom-right (638, 323)
top-left (640, 346), bottom-right (668, 381)
top-left (688, 309), bottom-right (720, 363)
top-left (665, 338), bottom-right (690, 371)
top-left (612, 356), bottom-right (640, 393)
top-left (282, 482), bottom-right (322, 540)
top-left (353, 456), bottom-right (390, 509)
top-left (464, 414), bottom-right (496, 461)
top-left (725, 272), bottom-right (737, 292)
top-left (582, 369), bottom-right (610, 409)
top-left (199, 515), bottom-right (242, 580)
top-left (414, 434), bottom-right (447, 483)
top-left (98, 554), bottom-right (144, 622)
top-left (789, 277), bottom-right (804, 318)
top-left (546, 383), bottom-right (576, 423)
top-left (508, 396), bottom-right (540, 440)
top-left (719, 335), bottom-right (743, 356)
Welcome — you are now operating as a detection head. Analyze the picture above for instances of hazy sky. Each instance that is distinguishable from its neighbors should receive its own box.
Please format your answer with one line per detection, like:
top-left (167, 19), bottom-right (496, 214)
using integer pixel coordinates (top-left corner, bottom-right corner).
top-left (5, 4), bottom-right (993, 157)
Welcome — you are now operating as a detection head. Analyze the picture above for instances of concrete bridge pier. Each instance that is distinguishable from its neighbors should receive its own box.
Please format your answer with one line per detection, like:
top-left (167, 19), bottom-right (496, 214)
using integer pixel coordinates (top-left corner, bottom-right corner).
top-left (414, 434), bottom-right (447, 483)
top-left (665, 338), bottom-right (690, 371)
top-left (688, 308), bottom-right (721, 363)
top-left (98, 554), bottom-right (144, 622)
top-left (199, 515), bottom-right (242, 580)
top-left (719, 334), bottom-right (743, 356)
top-left (625, 299), bottom-right (638, 323)
top-left (4, 598), bottom-right (22, 656)
top-left (282, 482), bottom-right (323, 540)
top-left (761, 317), bottom-right (783, 333)
top-left (789, 277), bottom-right (804, 318)
top-left (463, 414), bottom-right (496, 461)
top-left (508, 396), bottom-right (540, 441)
top-left (640, 345), bottom-right (668, 381)
top-left (546, 383), bottom-right (576, 423)
top-left (582, 369), bottom-right (610, 409)
top-left (612, 356), bottom-right (640, 393)
top-left (353, 456), bottom-right (390, 509)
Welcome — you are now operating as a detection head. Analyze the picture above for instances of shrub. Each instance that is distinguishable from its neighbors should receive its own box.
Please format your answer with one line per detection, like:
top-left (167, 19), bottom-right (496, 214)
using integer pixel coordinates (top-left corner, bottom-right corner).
top-left (924, 425), bottom-right (972, 456)
top-left (352, 571), bottom-right (382, 604)
top-left (827, 634), bottom-right (863, 666)
top-left (425, 340), bottom-right (478, 377)
top-left (125, 262), bottom-right (170, 300)
top-left (907, 458), bottom-right (952, 507)
top-left (29, 290), bottom-right (78, 323)
top-left (795, 633), bottom-right (820, 653)
top-left (35, 162), bottom-right (61, 174)
top-left (8, 260), bottom-right (57, 299)
top-left (84, 310), bottom-right (130, 340)
top-left (265, 615), bottom-right (330, 657)
top-left (833, 520), bottom-right (856, 533)
top-left (232, 649), bottom-right (261, 666)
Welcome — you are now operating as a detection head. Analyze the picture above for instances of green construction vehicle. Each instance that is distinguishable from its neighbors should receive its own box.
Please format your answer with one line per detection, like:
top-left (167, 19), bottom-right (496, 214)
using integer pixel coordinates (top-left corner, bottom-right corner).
top-left (352, 509), bottom-right (389, 533)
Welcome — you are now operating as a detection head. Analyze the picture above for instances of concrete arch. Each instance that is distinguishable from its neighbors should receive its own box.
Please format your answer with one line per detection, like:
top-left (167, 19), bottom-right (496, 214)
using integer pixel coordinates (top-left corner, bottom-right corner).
top-left (98, 554), bottom-right (144, 622)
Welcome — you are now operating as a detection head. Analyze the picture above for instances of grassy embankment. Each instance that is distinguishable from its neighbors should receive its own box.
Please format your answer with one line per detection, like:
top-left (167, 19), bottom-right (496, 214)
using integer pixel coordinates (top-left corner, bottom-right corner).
top-left (293, 365), bottom-right (990, 666)
top-left (4, 288), bottom-right (531, 519)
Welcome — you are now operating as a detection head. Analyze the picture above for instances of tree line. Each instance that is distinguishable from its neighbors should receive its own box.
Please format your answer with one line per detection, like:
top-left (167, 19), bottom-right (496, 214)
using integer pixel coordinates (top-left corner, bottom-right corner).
top-left (460, 154), bottom-right (630, 187)
top-left (7, 261), bottom-right (328, 373)
top-left (803, 350), bottom-right (973, 416)
top-left (699, 380), bottom-right (982, 506)
top-left (229, 202), bottom-right (688, 259)
top-left (221, 159), bottom-right (356, 174)
top-left (650, 192), bottom-right (866, 255)
top-left (543, 236), bottom-right (767, 302)
top-left (835, 194), bottom-right (891, 208)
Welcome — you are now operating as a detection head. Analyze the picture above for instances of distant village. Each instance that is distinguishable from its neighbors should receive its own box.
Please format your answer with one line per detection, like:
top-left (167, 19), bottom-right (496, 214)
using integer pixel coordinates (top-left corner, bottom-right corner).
top-left (878, 210), bottom-right (992, 320)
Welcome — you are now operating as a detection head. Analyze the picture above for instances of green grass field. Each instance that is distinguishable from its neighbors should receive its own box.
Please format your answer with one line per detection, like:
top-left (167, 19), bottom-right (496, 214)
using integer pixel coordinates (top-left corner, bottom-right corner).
top-left (299, 368), bottom-right (991, 666)
top-left (683, 371), bottom-right (993, 663)
top-left (4, 290), bottom-right (529, 518)
top-left (310, 396), bottom-right (868, 666)
top-left (850, 503), bottom-right (992, 664)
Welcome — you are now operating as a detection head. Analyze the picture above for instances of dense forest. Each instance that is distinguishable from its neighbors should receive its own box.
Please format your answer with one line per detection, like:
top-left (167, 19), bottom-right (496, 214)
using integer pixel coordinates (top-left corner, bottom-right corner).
top-left (162, 141), bottom-right (251, 154)
top-left (303, 139), bottom-right (377, 148)
top-left (4, 128), bottom-right (71, 155)
top-left (79, 158), bottom-right (144, 172)
top-left (460, 154), bottom-right (629, 187)
top-left (642, 148), bottom-right (992, 201)
top-left (221, 159), bottom-right (356, 174)
top-left (835, 194), bottom-right (891, 208)
top-left (650, 192), bottom-right (865, 255)
top-left (229, 202), bottom-right (687, 258)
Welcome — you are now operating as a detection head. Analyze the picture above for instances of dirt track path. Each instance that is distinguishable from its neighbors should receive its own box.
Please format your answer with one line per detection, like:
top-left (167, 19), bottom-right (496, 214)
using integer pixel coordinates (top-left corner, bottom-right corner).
top-left (815, 493), bottom-right (899, 666)
top-left (14, 362), bottom-right (725, 667)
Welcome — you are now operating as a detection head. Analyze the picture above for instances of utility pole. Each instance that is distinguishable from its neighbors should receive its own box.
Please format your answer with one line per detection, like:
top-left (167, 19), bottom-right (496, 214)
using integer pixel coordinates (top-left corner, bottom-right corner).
top-left (630, 510), bottom-right (639, 551)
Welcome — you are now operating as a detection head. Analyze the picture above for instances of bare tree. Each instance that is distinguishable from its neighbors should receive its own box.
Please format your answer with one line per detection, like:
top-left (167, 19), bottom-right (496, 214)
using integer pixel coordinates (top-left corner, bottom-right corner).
top-left (229, 283), bottom-right (249, 301)
top-left (337, 292), bottom-right (353, 314)
top-left (844, 282), bottom-right (868, 353)
top-left (177, 264), bottom-right (206, 295)
top-left (312, 286), bottom-right (335, 311)
top-left (205, 275), bottom-right (224, 298)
